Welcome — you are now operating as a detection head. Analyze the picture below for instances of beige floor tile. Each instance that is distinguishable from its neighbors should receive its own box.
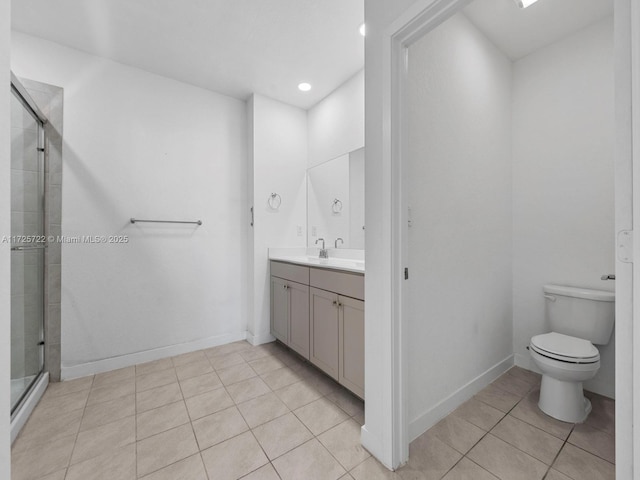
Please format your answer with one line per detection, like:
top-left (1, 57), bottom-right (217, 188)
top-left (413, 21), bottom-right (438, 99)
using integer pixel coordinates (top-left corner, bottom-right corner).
top-left (474, 383), bottom-right (521, 413)
top-left (218, 362), bottom-right (258, 386)
top-left (34, 389), bottom-right (89, 418)
top-left (136, 357), bottom-right (174, 376)
top-left (172, 350), bottom-right (209, 367)
top-left (467, 434), bottom-right (547, 480)
top-left (185, 387), bottom-right (235, 420)
top-left (241, 463), bottom-right (281, 480)
top-left (204, 341), bottom-right (251, 359)
top-left (136, 382), bottom-right (183, 413)
top-left (87, 378), bottom-right (135, 405)
top-left (237, 391), bottom-right (290, 428)
top-left (16, 407), bottom-right (83, 448)
top-left (350, 456), bottom-right (400, 480)
top-left (305, 371), bottom-right (342, 396)
top-left (240, 346), bottom-right (273, 362)
top-left (180, 371), bottom-right (223, 398)
top-left (175, 359), bottom-right (214, 381)
top-left (294, 397), bottom-right (350, 435)
top-left (66, 444), bottom-right (136, 480)
top-left (275, 381), bottom-right (323, 410)
top-left (139, 453), bottom-right (208, 480)
top-left (274, 347), bottom-right (305, 366)
top-left (544, 470), bottom-right (573, 480)
top-left (261, 367), bottom-right (303, 390)
top-left (506, 366), bottom-right (541, 386)
top-left (201, 430), bottom-right (269, 480)
top-left (80, 393), bottom-right (135, 431)
top-left (427, 413), bottom-right (485, 454)
top-left (227, 376), bottom-right (271, 403)
top-left (44, 376), bottom-right (93, 398)
top-left (248, 355), bottom-right (287, 375)
top-left (326, 388), bottom-right (365, 416)
top-left (509, 389), bottom-right (574, 440)
top-left (70, 415), bottom-right (136, 464)
top-left (492, 372), bottom-right (533, 397)
top-left (339, 475), bottom-right (355, 480)
top-left (318, 419), bottom-right (371, 471)
top-left (11, 434), bottom-right (76, 480)
top-left (441, 458), bottom-right (498, 480)
top-left (210, 352), bottom-right (246, 370)
top-left (491, 415), bottom-right (564, 465)
top-left (252, 412), bottom-right (314, 460)
top-left (136, 400), bottom-right (190, 439)
top-left (353, 410), bottom-right (365, 426)
top-left (553, 443), bottom-right (615, 480)
top-left (137, 424), bottom-right (200, 477)
top-left (584, 391), bottom-right (615, 436)
top-left (568, 423), bottom-right (615, 463)
top-left (34, 469), bottom-right (67, 480)
top-left (272, 438), bottom-right (346, 480)
top-left (93, 366), bottom-right (135, 389)
top-left (136, 368), bottom-right (178, 393)
top-left (452, 398), bottom-right (505, 431)
top-left (192, 405), bottom-right (249, 449)
top-left (399, 432), bottom-right (462, 480)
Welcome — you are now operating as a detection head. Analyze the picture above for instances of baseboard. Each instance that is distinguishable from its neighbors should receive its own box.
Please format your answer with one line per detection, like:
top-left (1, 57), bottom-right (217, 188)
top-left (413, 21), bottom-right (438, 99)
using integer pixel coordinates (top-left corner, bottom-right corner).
top-left (61, 331), bottom-right (247, 380)
top-left (361, 425), bottom-right (394, 471)
top-left (246, 331), bottom-right (275, 346)
top-left (408, 355), bottom-right (514, 441)
top-left (11, 372), bottom-right (49, 444)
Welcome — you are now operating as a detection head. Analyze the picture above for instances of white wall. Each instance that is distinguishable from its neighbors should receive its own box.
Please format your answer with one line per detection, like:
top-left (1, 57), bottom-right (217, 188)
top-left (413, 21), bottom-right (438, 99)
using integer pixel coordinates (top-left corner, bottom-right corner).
top-left (11, 33), bottom-right (249, 376)
top-left (248, 94), bottom-right (307, 345)
top-left (512, 18), bottom-right (615, 397)
top-left (307, 69), bottom-right (364, 168)
top-left (407, 12), bottom-right (513, 438)
top-left (1, 1), bottom-right (12, 476)
top-left (349, 147), bottom-right (365, 249)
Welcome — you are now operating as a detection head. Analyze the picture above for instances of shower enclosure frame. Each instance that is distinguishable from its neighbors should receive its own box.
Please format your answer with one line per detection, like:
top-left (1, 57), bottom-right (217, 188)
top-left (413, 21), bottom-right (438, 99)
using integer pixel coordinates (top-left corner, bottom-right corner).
top-left (9, 71), bottom-right (50, 442)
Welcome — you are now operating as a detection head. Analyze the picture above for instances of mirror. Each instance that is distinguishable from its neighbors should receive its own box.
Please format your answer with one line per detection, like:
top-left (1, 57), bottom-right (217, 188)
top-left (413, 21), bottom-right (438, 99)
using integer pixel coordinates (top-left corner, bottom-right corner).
top-left (307, 147), bottom-right (365, 249)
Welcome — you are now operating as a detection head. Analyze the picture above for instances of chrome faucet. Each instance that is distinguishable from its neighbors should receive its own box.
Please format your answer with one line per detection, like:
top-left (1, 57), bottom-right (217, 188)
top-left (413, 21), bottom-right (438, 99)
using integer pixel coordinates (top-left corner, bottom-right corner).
top-left (335, 238), bottom-right (344, 248)
top-left (316, 238), bottom-right (328, 258)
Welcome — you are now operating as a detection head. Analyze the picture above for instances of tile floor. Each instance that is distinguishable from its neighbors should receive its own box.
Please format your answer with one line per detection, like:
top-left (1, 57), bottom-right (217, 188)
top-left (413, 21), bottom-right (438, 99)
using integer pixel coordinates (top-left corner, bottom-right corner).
top-left (11, 341), bottom-right (615, 480)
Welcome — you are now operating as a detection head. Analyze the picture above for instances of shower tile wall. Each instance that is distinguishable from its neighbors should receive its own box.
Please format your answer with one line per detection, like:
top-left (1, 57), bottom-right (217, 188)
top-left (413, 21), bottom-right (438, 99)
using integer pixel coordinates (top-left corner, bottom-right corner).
top-left (20, 78), bottom-right (64, 382)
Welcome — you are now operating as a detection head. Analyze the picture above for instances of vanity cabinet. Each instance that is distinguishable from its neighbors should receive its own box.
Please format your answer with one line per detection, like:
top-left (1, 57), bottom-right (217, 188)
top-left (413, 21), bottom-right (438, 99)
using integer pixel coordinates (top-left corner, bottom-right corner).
top-left (270, 260), bottom-right (364, 399)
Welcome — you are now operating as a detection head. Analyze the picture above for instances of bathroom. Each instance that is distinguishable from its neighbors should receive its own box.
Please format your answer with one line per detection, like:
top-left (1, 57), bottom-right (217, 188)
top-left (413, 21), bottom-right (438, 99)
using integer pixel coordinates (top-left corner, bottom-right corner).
top-left (0, 0), bottom-right (637, 479)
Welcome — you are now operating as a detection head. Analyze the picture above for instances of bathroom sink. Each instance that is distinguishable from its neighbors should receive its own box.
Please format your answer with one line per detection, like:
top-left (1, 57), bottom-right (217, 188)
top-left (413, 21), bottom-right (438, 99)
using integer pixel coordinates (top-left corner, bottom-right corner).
top-left (269, 254), bottom-right (364, 273)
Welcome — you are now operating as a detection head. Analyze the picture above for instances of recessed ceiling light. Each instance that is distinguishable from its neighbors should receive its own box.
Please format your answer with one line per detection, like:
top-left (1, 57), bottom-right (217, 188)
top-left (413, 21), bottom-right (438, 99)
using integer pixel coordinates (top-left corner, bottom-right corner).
top-left (515, 0), bottom-right (540, 8)
top-left (359, 23), bottom-right (366, 37)
top-left (298, 82), bottom-right (312, 92)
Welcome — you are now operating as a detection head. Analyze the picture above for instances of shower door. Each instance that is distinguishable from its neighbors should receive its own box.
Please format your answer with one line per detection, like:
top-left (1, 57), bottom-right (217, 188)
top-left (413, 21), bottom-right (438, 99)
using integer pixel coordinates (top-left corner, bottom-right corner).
top-left (10, 82), bottom-right (46, 414)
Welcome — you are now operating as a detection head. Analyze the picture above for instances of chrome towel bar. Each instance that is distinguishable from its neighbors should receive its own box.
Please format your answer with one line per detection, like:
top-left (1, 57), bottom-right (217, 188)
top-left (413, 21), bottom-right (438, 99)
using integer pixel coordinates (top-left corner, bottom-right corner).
top-left (130, 218), bottom-right (202, 226)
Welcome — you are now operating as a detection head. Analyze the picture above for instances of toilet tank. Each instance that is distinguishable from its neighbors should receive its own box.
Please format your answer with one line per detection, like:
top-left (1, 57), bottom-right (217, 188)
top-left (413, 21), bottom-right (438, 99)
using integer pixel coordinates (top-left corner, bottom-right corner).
top-left (543, 284), bottom-right (615, 345)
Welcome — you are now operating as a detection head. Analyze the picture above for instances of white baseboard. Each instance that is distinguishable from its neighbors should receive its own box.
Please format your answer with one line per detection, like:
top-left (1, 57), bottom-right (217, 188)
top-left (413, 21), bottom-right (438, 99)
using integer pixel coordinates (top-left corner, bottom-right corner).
top-left (11, 372), bottom-right (49, 444)
top-left (61, 332), bottom-right (247, 380)
top-left (361, 425), bottom-right (394, 471)
top-left (408, 355), bottom-right (514, 441)
top-left (246, 331), bottom-right (275, 346)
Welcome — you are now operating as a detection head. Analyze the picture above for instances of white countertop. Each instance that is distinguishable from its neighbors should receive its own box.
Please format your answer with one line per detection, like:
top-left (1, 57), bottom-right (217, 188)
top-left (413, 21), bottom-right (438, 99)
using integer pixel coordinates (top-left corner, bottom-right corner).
top-left (269, 247), bottom-right (365, 274)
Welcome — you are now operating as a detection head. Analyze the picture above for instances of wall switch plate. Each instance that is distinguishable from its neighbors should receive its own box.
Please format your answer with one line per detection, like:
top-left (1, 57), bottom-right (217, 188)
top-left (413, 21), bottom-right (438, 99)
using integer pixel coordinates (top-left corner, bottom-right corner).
top-left (311, 226), bottom-right (317, 236)
top-left (296, 225), bottom-right (303, 236)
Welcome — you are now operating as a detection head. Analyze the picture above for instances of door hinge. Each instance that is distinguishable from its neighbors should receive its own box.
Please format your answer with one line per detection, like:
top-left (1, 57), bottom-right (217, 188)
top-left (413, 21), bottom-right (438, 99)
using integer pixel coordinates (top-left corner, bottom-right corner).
top-left (404, 267), bottom-right (409, 280)
top-left (617, 230), bottom-right (633, 263)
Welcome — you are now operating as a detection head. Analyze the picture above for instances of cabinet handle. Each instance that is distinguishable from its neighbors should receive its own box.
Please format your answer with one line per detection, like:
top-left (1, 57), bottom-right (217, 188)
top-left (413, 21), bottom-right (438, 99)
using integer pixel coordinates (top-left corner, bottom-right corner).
top-left (283, 284), bottom-right (289, 290)
top-left (333, 300), bottom-right (338, 307)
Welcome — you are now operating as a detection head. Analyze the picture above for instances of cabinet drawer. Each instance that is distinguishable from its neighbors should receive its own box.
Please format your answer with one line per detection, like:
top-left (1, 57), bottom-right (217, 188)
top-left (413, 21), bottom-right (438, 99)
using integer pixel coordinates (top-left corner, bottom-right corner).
top-left (310, 268), bottom-right (364, 300)
top-left (270, 261), bottom-right (309, 284)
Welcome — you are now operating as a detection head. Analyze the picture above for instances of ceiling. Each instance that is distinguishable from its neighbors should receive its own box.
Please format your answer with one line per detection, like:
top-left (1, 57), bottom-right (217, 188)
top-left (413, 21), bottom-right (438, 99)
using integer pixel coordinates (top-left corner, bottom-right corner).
top-left (11, 0), bottom-right (364, 109)
top-left (463, 0), bottom-right (613, 60)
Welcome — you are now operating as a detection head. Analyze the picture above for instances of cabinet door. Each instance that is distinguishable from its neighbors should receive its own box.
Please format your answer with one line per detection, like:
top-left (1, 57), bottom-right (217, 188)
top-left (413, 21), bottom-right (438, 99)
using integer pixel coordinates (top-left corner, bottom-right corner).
top-left (310, 287), bottom-right (339, 380)
top-left (288, 281), bottom-right (310, 359)
top-left (271, 276), bottom-right (289, 344)
top-left (339, 296), bottom-right (365, 399)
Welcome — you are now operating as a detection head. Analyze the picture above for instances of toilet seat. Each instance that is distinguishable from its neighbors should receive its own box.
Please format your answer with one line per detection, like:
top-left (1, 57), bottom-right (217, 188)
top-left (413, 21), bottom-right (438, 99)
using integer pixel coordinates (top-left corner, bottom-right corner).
top-left (530, 332), bottom-right (600, 364)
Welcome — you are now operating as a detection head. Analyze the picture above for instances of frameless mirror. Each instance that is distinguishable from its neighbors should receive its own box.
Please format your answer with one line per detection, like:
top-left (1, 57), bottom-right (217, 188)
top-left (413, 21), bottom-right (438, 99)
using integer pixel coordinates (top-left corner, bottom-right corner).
top-left (307, 147), bottom-right (365, 249)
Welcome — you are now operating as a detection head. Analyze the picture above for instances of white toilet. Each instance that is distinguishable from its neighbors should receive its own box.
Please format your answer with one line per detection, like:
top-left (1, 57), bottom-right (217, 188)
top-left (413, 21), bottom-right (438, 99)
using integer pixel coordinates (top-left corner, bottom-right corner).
top-left (529, 284), bottom-right (615, 423)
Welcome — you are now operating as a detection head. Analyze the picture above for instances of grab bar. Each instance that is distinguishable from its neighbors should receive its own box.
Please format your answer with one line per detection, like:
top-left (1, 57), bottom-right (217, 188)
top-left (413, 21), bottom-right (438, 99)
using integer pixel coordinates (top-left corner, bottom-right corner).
top-left (130, 218), bottom-right (202, 226)
top-left (543, 294), bottom-right (556, 302)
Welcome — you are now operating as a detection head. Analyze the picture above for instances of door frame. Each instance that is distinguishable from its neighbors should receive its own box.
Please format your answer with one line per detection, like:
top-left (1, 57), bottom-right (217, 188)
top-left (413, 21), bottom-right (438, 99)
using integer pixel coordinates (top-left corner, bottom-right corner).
top-left (378, 0), bottom-right (637, 471)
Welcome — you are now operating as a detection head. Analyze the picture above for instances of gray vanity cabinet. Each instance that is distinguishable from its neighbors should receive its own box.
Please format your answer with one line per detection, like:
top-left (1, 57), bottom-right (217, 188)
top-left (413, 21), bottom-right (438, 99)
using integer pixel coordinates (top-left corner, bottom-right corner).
top-left (310, 287), bottom-right (340, 380)
top-left (270, 276), bottom-right (289, 344)
top-left (339, 296), bottom-right (365, 398)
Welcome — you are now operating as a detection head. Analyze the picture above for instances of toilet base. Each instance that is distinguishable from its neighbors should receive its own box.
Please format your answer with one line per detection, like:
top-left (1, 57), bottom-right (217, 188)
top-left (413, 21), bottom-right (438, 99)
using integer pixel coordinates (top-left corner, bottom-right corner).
top-left (538, 375), bottom-right (592, 423)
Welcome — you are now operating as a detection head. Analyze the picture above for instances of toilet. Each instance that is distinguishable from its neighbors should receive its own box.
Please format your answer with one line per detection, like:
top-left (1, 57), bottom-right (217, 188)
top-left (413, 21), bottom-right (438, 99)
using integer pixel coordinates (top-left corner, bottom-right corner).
top-left (529, 284), bottom-right (615, 423)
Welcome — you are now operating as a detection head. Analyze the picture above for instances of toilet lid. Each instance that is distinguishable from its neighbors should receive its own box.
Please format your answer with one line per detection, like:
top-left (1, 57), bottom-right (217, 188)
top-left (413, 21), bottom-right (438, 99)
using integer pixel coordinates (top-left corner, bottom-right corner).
top-left (531, 332), bottom-right (599, 361)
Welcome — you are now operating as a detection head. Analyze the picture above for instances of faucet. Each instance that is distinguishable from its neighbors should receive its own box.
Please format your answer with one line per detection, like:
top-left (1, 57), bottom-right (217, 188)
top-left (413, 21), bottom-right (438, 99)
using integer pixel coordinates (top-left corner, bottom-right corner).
top-left (315, 238), bottom-right (328, 258)
top-left (335, 238), bottom-right (344, 248)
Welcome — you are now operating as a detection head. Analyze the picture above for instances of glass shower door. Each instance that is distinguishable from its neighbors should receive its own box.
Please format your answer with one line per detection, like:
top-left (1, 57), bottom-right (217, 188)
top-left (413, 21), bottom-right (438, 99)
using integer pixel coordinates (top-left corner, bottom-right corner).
top-left (10, 85), bottom-right (45, 414)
